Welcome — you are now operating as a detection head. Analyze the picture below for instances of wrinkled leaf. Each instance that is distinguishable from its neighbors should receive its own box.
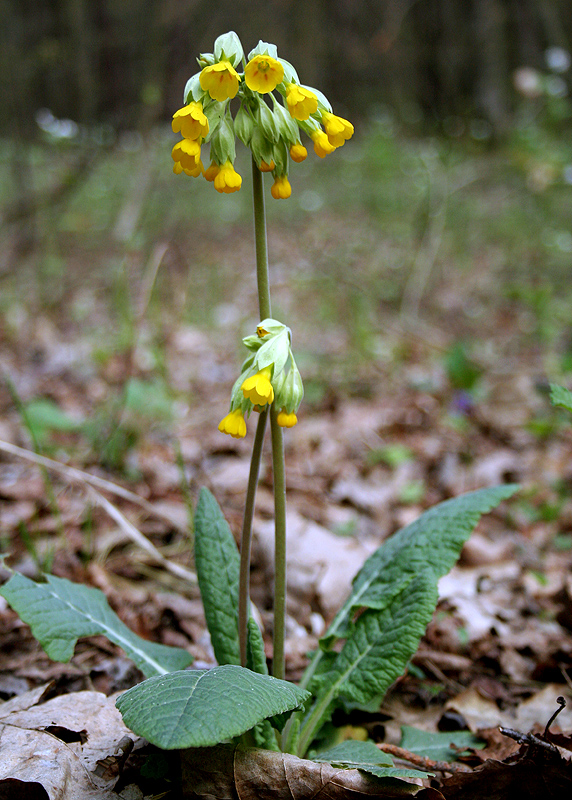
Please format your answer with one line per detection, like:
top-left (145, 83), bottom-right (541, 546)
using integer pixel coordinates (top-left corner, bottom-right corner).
top-left (0, 572), bottom-right (191, 677)
top-left (194, 488), bottom-right (267, 670)
top-left (312, 739), bottom-right (426, 779)
top-left (194, 487), bottom-right (241, 666)
top-left (400, 726), bottom-right (484, 762)
top-left (314, 740), bottom-right (394, 766)
top-left (319, 486), bottom-right (518, 650)
top-left (298, 570), bottom-right (437, 755)
top-left (181, 744), bottom-right (419, 799)
top-left (116, 665), bottom-right (310, 749)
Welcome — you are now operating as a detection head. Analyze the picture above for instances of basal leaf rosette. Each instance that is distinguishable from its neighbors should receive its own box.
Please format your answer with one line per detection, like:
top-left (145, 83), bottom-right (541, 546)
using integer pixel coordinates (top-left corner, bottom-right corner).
top-left (172, 31), bottom-right (353, 198)
top-left (218, 319), bottom-right (304, 438)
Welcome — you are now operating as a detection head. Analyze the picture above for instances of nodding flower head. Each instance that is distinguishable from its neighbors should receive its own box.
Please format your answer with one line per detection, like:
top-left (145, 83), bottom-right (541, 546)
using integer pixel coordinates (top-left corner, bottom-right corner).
top-left (172, 138), bottom-right (201, 172)
top-left (218, 409), bottom-right (247, 439)
top-left (214, 161), bottom-right (242, 194)
top-left (311, 129), bottom-right (336, 158)
top-left (172, 102), bottom-right (209, 141)
top-left (277, 408), bottom-right (298, 428)
top-left (241, 366), bottom-right (274, 406)
top-left (271, 175), bottom-right (292, 200)
top-left (321, 112), bottom-right (354, 148)
top-left (285, 84), bottom-right (318, 121)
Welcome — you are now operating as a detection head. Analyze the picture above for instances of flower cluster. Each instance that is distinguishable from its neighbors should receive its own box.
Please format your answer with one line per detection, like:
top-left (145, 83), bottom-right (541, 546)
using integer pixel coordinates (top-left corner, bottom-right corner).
top-left (218, 319), bottom-right (304, 438)
top-left (172, 31), bottom-right (353, 198)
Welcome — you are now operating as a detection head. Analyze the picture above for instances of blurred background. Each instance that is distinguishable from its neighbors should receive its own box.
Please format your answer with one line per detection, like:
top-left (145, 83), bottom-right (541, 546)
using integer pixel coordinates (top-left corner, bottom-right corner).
top-left (1, 0), bottom-right (572, 480)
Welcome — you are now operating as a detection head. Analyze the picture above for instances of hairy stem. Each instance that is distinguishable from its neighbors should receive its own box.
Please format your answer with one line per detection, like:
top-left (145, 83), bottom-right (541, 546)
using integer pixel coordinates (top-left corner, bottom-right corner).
top-left (239, 408), bottom-right (268, 667)
top-left (251, 157), bottom-right (271, 319)
top-left (251, 157), bottom-right (288, 680)
top-left (270, 408), bottom-right (287, 680)
top-left (237, 159), bottom-right (274, 667)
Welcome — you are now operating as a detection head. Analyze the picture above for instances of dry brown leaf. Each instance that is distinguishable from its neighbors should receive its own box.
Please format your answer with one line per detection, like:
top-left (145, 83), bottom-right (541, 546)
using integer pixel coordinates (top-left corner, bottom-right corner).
top-left (181, 744), bottom-right (420, 799)
top-left (256, 510), bottom-right (378, 619)
top-left (0, 687), bottom-right (142, 799)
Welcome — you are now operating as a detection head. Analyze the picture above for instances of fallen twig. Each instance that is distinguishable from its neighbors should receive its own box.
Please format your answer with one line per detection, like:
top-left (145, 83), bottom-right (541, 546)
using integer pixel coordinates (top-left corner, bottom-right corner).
top-left (377, 743), bottom-right (472, 773)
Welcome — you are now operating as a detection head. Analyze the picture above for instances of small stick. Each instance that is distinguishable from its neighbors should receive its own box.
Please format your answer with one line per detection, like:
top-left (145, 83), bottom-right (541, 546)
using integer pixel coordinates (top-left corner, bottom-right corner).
top-left (377, 743), bottom-right (472, 773)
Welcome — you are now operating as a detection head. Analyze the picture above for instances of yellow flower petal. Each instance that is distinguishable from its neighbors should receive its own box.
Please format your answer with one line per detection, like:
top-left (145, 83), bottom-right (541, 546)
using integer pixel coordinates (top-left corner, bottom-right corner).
top-left (277, 409), bottom-right (298, 428)
top-left (172, 102), bottom-right (209, 140)
top-left (285, 84), bottom-right (318, 121)
top-left (200, 61), bottom-right (240, 102)
top-left (311, 129), bottom-right (336, 158)
top-left (213, 161), bottom-right (242, 194)
top-left (289, 143), bottom-right (307, 163)
top-left (271, 175), bottom-right (292, 200)
top-left (241, 366), bottom-right (274, 405)
top-left (322, 111), bottom-right (354, 148)
top-left (218, 409), bottom-right (247, 438)
top-left (244, 55), bottom-right (284, 94)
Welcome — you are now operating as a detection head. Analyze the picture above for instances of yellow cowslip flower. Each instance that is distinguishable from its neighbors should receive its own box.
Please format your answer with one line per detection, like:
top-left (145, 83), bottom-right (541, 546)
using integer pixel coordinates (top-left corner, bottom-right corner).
top-left (172, 138), bottom-right (201, 171)
top-left (200, 61), bottom-right (240, 102)
top-left (244, 55), bottom-right (284, 94)
top-left (271, 175), bottom-right (292, 200)
top-left (214, 161), bottom-right (242, 193)
top-left (311, 129), bottom-right (336, 158)
top-left (277, 409), bottom-right (297, 428)
top-left (285, 84), bottom-right (318, 121)
top-left (322, 111), bottom-right (354, 148)
top-left (204, 162), bottom-right (220, 182)
top-left (258, 159), bottom-right (275, 172)
top-left (172, 102), bottom-right (209, 141)
top-left (242, 366), bottom-right (274, 405)
top-left (173, 158), bottom-right (204, 177)
top-left (218, 409), bottom-right (247, 438)
top-left (289, 143), bottom-right (307, 163)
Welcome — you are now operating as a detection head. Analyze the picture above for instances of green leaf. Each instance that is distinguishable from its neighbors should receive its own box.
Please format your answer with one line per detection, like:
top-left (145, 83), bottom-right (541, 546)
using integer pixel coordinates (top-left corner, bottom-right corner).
top-left (194, 488), bottom-right (241, 666)
top-left (295, 486), bottom-right (518, 756)
top-left (314, 740), bottom-right (393, 767)
top-left (25, 398), bottom-right (81, 433)
top-left (0, 573), bottom-right (191, 677)
top-left (116, 665), bottom-right (310, 749)
top-left (313, 740), bottom-right (428, 781)
top-left (320, 485), bottom-right (518, 650)
top-left (400, 726), bottom-right (483, 762)
top-left (298, 571), bottom-right (437, 756)
top-left (550, 383), bottom-right (572, 413)
top-left (246, 616), bottom-right (268, 675)
top-left (194, 489), bottom-right (268, 673)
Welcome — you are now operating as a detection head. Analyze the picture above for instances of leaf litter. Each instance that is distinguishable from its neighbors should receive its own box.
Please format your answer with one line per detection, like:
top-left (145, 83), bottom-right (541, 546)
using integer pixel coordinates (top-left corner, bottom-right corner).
top-left (2, 226), bottom-right (572, 795)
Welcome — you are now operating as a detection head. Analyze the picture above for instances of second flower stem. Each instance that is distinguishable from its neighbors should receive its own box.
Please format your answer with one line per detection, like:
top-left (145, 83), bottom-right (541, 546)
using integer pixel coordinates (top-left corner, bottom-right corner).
top-left (270, 407), bottom-right (287, 680)
top-left (238, 407), bottom-right (268, 667)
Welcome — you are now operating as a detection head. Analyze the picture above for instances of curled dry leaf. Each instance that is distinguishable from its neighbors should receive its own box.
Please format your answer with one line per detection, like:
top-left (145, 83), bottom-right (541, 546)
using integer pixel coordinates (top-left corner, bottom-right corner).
top-left (0, 686), bottom-right (142, 799)
top-left (181, 744), bottom-right (421, 800)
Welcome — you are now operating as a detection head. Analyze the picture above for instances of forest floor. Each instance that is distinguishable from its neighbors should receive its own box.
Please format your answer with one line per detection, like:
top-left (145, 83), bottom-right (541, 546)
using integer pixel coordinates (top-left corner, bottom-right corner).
top-left (1, 125), bottom-right (572, 797)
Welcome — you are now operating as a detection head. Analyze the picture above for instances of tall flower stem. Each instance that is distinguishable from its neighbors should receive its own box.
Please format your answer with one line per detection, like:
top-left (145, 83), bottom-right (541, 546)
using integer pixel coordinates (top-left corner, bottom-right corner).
top-left (244, 157), bottom-right (288, 681)
top-left (251, 158), bottom-right (271, 320)
top-left (238, 407), bottom-right (268, 666)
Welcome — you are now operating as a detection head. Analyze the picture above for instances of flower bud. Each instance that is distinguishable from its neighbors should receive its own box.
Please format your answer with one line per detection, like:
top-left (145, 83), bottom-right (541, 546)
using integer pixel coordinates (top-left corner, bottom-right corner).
top-left (214, 31), bottom-right (244, 68)
top-left (234, 104), bottom-right (255, 146)
top-left (209, 116), bottom-right (236, 165)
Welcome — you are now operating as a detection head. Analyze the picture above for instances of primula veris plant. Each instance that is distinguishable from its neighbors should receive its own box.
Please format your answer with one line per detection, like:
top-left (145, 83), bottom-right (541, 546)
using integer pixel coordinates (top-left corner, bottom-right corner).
top-left (171, 30), bottom-right (354, 197)
top-left (0, 29), bottom-right (520, 799)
